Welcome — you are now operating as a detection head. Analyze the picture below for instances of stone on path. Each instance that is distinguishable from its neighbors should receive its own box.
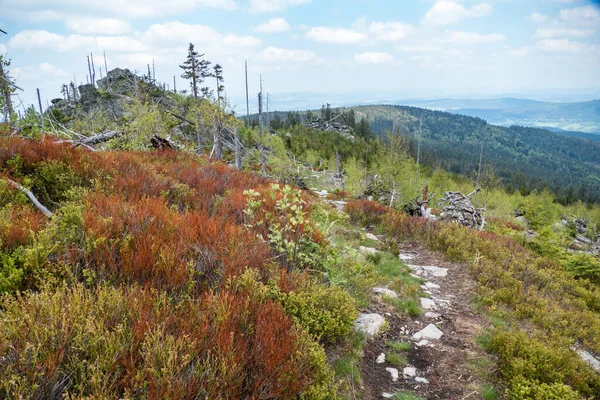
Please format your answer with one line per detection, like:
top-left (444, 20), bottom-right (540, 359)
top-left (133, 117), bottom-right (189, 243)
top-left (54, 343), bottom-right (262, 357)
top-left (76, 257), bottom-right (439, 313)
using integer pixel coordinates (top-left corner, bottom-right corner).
top-left (403, 366), bottom-right (416, 377)
top-left (420, 297), bottom-right (436, 310)
top-left (424, 312), bottom-right (441, 319)
top-left (421, 266), bottom-right (448, 277)
top-left (386, 367), bottom-right (399, 382)
top-left (406, 264), bottom-right (448, 277)
top-left (399, 253), bottom-right (415, 261)
top-left (416, 340), bottom-right (429, 347)
top-left (373, 287), bottom-right (398, 299)
top-left (425, 281), bottom-right (440, 290)
top-left (376, 353), bottom-right (386, 364)
top-left (382, 393), bottom-right (394, 399)
top-left (359, 246), bottom-right (379, 255)
top-left (412, 324), bottom-right (444, 340)
top-left (365, 232), bottom-right (380, 241)
top-left (354, 313), bottom-right (386, 336)
top-left (415, 377), bottom-right (430, 384)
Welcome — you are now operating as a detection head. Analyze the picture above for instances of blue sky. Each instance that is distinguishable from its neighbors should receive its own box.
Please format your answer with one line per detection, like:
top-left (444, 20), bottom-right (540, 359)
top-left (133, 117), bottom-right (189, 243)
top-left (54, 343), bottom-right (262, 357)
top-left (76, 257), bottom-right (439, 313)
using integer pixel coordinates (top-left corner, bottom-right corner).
top-left (1, 0), bottom-right (599, 113)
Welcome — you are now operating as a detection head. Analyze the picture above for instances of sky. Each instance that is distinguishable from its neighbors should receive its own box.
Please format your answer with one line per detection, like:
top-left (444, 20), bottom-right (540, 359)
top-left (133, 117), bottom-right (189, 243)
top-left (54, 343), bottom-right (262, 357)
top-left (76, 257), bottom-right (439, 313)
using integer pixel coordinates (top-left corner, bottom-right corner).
top-left (1, 0), bottom-right (600, 113)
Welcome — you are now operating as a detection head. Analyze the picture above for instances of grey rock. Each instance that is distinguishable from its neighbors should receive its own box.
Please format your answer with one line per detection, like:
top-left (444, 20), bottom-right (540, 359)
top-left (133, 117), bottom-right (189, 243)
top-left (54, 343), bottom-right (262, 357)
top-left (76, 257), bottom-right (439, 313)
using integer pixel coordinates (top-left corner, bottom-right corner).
top-left (415, 377), bottom-right (429, 384)
top-left (385, 367), bottom-right (399, 382)
top-left (373, 287), bottom-right (398, 299)
top-left (403, 366), bottom-right (416, 377)
top-left (412, 324), bottom-right (443, 340)
top-left (376, 353), bottom-right (386, 364)
top-left (354, 313), bottom-right (386, 337)
top-left (359, 246), bottom-right (379, 255)
top-left (420, 297), bottom-right (436, 310)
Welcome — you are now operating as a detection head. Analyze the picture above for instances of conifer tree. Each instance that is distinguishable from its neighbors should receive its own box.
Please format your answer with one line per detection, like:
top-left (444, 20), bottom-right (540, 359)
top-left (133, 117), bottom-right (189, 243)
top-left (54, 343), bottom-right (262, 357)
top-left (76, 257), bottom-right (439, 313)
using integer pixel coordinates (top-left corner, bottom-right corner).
top-left (180, 43), bottom-right (211, 99)
top-left (213, 64), bottom-right (224, 103)
top-left (0, 55), bottom-right (15, 122)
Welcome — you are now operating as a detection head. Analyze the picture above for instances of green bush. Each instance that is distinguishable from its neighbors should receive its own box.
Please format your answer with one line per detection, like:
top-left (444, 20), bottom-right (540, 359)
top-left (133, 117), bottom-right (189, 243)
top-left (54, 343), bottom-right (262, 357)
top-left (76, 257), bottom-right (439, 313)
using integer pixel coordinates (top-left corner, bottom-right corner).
top-left (276, 280), bottom-right (358, 343)
top-left (507, 377), bottom-right (580, 400)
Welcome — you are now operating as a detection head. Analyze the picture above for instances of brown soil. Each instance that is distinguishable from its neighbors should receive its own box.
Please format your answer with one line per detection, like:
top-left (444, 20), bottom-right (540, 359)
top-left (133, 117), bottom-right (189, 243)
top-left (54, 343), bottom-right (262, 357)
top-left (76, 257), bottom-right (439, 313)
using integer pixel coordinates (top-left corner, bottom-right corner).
top-left (357, 241), bottom-right (492, 400)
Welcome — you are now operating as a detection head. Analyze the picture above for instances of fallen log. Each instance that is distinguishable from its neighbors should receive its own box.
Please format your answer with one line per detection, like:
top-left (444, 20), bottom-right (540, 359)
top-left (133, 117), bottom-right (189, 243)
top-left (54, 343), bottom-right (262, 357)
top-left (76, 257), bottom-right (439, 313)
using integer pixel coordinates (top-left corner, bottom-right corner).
top-left (81, 130), bottom-right (121, 145)
top-left (5, 178), bottom-right (53, 217)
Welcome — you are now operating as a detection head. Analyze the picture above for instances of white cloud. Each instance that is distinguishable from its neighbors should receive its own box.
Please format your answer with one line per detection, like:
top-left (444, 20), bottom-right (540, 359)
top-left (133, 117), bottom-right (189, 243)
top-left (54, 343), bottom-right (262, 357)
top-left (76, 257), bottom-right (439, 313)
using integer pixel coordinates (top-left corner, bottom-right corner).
top-left (396, 45), bottom-right (442, 53)
top-left (368, 21), bottom-right (413, 42)
top-left (96, 36), bottom-right (149, 52)
top-left (9, 30), bottom-right (94, 51)
top-left (559, 5), bottom-right (600, 26)
top-left (262, 46), bottom-right (317, 62)
top-left (248, 0), bottom-right (311, 13)
top-left (537, 38), bottom-right (595, 54)
top-left (0, 44), bottom-right (7, 54)
top-left (530, 12), bottom-right (550, 24)
top-left (2, 0), bottom-right (238, 20)
top-left (507, 46), bottom-right (532, 56)
top-left (435, 31), bottom-right (506, 45)
top-left (354, 51), bottom-right (394, 64)
top-left (535, 27), bottom-right (595, 38)
top-left (137, 21), bottom-right (260, 48)
top-left (66, 18), bottom-right (132, 35)
top-left (305, 27), bottom-right (366, 44)
top-left (422, 1), bottom-right (492, 26)
top-left (38, 62), bottom-right (68, 78)
top-left (255, 18), bottom-right (290, 33)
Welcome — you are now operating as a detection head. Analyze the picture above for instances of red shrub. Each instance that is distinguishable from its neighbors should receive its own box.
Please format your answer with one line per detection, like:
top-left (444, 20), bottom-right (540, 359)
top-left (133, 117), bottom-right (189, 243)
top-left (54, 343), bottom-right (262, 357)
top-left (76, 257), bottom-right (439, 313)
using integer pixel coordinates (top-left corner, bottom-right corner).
top-left (0, 205), bottom-right (45, 250)
top-left (344, 199), bottom-right (389, 226)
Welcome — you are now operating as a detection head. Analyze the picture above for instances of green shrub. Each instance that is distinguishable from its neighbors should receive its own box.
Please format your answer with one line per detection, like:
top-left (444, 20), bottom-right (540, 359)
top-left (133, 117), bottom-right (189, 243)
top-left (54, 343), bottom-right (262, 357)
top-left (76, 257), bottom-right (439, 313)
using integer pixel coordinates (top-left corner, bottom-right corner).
top-left (507, 377), bottom-right (580, 400)
top-left (276, 280), bottom-right (358, 343)
top-left (0, 250), bottom-right (24, 294)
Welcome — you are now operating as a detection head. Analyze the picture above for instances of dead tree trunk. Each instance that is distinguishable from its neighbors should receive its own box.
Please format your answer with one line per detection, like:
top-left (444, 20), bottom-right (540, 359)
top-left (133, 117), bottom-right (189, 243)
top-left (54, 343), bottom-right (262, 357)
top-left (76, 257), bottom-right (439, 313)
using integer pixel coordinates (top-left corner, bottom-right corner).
top-left (196, 113), bottom-right (203, 154)
top-left (36, 88), bottom-right (44, 128)
top-left (234, 126), bottom-right (242, 170)
top-left (214, 116), bottom-right (223, 160)
top-left (5, 179), bottom-right (52, 217)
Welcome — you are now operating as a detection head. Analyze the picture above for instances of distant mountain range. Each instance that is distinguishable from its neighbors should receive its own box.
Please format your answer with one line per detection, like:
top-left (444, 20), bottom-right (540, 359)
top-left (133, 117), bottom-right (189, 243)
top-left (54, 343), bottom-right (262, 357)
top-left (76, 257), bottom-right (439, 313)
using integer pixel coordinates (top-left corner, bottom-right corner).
top-left (420, 98), bottom-right (600, 134)
top-left (350, 105), bottom-right (600, 203)
top-left (236, 94), bottom-right (600, 136)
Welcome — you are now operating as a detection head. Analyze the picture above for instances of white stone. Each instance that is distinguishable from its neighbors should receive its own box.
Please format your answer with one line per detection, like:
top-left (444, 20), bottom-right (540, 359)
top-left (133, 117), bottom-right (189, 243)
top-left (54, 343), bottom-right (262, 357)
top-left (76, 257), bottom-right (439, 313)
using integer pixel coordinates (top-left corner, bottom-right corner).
top-left (399, 253), bottom-right (415, 261)
top-left (412, 324), bottom-right (444, 340)
top-left (382, 393), bottom-right (394, 399)
top-left (365, 232), bottom-right (380, 241)
top-left (420, 297), bottom-right (436, 310)
top-left (573, 347), bottom-right (600, 372)
top-left (403, 366), bottom-right (416, 377)
top-left (415, 377), bottom-right (430, 384)
top-left (421, 266), bottom-right (448, 277)
top-left (373, 287), bottom-right (399, 299)
top-left (359, 246), bottom-right (379, 255)
top-left (376, 353), bottom-right (386, 364)
top-left (354, 313), bottom-right (386, 336)
top-left (424, 312), bottom-right (441, 319)
top-left (416, 340), bottom-right (429, 347)
top-left (386, 367), bottom-right (399, 382)
top-left (425, 282), bottom-right (440, 290)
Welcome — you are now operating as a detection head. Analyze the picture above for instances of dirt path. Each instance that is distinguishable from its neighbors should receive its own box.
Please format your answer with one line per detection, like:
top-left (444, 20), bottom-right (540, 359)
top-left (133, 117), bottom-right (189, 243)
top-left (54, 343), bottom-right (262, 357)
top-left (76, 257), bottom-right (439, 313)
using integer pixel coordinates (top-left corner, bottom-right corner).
top-left (358, 241), bottom-right (491, 400)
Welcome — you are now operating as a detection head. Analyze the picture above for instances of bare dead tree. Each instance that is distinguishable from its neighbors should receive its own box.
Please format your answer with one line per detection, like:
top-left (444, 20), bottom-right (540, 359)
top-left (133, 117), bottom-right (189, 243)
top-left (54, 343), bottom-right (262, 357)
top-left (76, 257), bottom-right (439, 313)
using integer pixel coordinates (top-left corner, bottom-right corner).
top-left (4, 178), bottom-right (52, 217)
top-left (234, 126), bottom-right (242, 170)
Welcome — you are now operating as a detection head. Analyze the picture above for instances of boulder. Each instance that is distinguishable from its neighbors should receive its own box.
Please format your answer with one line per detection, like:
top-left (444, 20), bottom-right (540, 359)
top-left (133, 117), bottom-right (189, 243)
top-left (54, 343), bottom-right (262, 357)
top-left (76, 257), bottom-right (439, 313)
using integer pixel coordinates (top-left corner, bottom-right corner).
top-left (412, 324), bottom-right (443, 340)
top-left (354, 313), bottom-right (386, 337)
top-left (373, 287), bottom-right (398, 299)
top-left (385, 367), bottom-right (399, 382)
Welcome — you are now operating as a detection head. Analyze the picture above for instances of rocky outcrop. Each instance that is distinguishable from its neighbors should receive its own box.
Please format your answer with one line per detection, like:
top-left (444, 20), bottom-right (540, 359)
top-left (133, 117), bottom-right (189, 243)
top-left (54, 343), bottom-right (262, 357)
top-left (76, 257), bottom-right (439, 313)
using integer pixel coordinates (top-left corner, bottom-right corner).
top-left (304, 118), bottom-right (355, 140)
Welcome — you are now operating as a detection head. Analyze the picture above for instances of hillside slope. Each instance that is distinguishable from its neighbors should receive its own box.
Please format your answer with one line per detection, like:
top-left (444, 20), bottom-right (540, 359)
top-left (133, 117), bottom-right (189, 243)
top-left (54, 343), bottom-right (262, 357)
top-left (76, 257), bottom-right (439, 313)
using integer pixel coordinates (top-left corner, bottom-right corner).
top-left (352, 105), bottom-right (600, 203)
